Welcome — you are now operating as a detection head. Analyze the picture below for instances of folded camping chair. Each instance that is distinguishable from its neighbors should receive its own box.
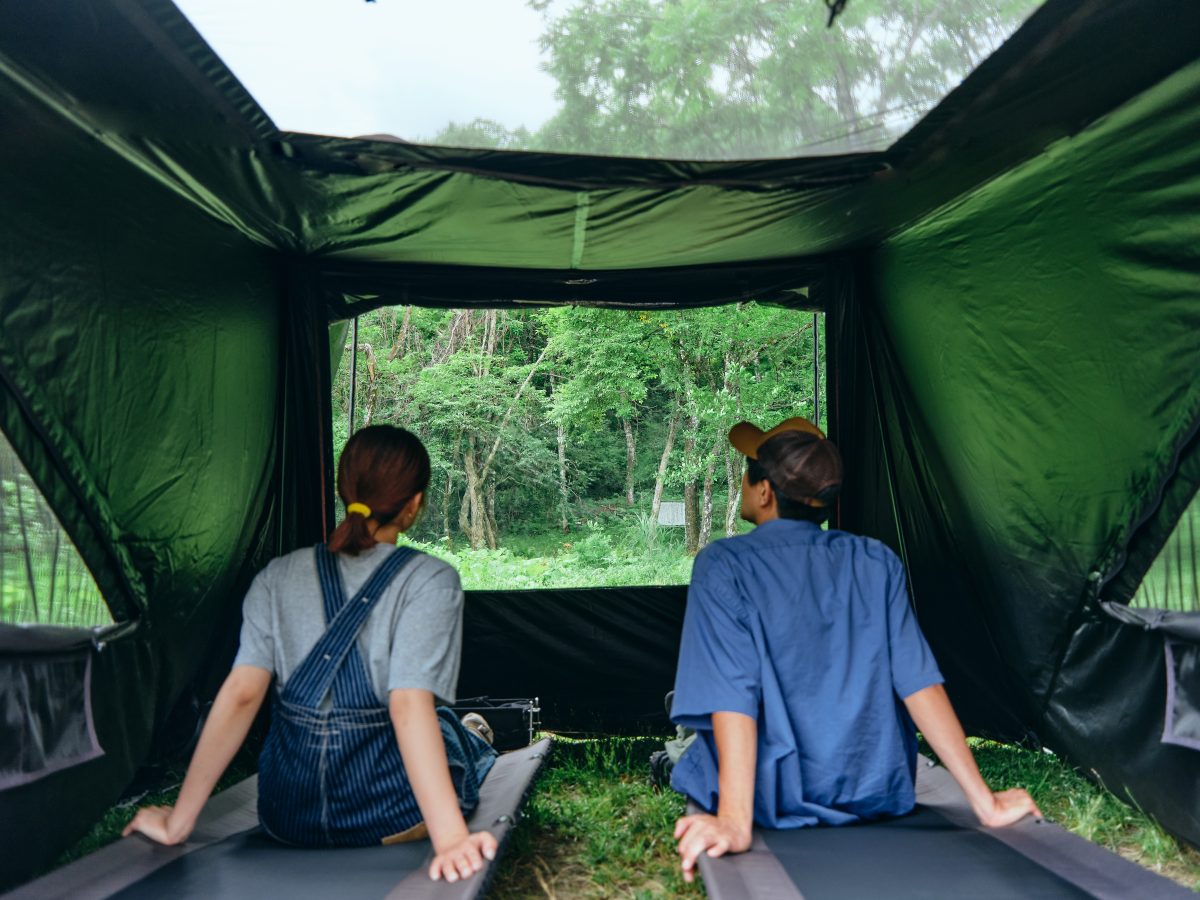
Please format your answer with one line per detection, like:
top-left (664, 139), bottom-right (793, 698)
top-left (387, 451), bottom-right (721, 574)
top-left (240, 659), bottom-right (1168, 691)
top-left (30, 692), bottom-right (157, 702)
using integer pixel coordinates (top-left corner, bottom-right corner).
top-left (4, 737), bottom-right (551, 900)
top-left (696, 755), bottom-right (1194, 900)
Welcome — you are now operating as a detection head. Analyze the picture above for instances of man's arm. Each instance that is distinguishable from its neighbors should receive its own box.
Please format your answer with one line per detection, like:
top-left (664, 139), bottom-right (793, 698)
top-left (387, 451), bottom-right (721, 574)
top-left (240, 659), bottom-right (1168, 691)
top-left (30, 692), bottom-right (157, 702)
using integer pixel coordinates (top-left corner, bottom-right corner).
top-left (904, 684), bottom-right (1042, 827)
top-left (674, 711), bottom-right (756, 883)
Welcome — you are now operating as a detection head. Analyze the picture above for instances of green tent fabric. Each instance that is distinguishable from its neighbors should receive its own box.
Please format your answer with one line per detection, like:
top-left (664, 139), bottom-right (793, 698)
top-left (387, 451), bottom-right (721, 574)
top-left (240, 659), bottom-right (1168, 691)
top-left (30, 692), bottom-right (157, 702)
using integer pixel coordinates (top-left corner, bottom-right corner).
top-left (827, 54), bottom-right (1200, 844)
top-left (0, 0), bottom-right (1198, 889)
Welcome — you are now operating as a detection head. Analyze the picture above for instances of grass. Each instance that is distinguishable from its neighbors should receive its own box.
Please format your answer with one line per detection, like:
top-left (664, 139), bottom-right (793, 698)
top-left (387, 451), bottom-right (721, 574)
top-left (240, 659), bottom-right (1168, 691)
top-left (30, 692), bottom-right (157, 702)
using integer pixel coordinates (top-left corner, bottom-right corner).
top-left (488, 736), bottom-right (701, 899)
top-left (403, 504), bottom-right (714, 590)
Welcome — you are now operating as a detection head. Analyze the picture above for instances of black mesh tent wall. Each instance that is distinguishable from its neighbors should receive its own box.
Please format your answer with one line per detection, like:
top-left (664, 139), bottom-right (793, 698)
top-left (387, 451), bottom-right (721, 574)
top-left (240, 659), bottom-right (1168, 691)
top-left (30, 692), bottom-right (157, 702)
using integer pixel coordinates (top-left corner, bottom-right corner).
top-left (0, 0), bottom-right (1198, 889)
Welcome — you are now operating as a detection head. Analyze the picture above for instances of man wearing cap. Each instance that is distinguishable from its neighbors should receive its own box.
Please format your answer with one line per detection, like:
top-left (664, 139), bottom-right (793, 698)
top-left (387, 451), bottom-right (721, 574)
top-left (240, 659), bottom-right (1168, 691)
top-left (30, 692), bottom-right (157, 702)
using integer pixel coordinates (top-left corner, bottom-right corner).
top-left (669, 417), bottom-right (1040, 882)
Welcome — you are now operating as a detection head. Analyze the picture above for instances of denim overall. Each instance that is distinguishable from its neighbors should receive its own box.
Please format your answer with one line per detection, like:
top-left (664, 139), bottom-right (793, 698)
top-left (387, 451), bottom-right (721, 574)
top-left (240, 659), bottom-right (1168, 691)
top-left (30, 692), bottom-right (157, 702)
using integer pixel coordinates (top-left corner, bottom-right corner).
top-left (257, 543), bottom-right (496, 846)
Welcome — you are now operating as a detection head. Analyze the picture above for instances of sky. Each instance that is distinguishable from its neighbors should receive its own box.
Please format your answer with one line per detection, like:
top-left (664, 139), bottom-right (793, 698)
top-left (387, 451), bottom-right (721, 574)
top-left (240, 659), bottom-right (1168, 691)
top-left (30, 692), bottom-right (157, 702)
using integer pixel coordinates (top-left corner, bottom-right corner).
top-left (174, 0), bottom-right (562, 141)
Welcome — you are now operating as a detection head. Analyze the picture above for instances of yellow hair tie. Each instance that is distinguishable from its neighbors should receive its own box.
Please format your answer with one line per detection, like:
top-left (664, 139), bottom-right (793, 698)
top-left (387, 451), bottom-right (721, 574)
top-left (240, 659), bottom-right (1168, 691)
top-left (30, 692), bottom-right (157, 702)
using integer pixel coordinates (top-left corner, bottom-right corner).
top-left (346, 502), bottom-right (372, 518)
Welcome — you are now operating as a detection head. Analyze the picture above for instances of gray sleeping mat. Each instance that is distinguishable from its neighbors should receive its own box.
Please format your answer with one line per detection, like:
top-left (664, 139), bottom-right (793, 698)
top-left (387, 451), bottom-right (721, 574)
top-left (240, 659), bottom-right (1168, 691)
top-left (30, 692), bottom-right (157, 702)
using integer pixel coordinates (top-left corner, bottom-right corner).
top-left (696, 755), bottom-right (1194, 900)
top-left (5, 736), bottom-right (551, 900)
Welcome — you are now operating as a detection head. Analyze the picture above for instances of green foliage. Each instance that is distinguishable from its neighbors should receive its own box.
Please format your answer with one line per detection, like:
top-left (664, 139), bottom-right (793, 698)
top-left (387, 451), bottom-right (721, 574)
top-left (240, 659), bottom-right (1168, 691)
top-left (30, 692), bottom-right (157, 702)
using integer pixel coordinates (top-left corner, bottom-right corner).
top-left (427, 0), bottom-right (1038, 158)
top-left (333, 304), bottom-right (820, 566)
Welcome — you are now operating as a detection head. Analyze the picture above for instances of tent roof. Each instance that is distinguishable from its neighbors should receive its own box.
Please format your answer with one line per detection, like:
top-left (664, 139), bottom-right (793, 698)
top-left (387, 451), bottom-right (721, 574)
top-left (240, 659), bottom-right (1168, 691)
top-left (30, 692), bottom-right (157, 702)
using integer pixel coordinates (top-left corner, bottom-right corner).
top-left (2, 0), bottom-right (1197, 312)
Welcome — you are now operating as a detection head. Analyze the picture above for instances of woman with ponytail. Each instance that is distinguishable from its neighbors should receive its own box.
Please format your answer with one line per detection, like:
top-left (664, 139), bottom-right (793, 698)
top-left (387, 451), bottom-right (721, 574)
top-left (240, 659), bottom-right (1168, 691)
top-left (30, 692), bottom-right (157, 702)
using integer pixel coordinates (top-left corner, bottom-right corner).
top-left (123, 426), bottom-right (499, 884)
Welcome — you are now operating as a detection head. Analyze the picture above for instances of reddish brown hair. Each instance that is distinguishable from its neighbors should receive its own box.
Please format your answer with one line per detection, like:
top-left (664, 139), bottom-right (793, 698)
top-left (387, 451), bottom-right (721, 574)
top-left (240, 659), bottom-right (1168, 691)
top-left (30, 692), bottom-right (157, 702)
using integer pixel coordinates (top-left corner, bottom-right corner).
top-left (327, 425), bottom-right (431, 555)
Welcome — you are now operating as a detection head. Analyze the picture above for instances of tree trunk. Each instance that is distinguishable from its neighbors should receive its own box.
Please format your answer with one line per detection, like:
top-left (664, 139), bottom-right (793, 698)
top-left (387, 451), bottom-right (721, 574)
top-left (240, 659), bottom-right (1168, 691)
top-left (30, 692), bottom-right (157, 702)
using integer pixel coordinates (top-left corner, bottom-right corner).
top-left (484, 479), bottom-right (498, 550)
top-left (649, 411), bottom-right (680, 546)
top-left (683, 412), bottom-right (700, 554)
top-left (622, 417), bottom-right (636, 506)
top-left (442, 467), bottom-right (453, 541)
top-left (461, 439), bottom-right (487, 550)
top-left (557, 424), bottom-right (570, 534)
top-left (725, 444), bottom-right (742, 537)
top-left (699, 436), bottom-right (722, 549)
top-left (388, 306), bottom-right (413, 362)
top-left (355, 342), bottom-right (378, 428)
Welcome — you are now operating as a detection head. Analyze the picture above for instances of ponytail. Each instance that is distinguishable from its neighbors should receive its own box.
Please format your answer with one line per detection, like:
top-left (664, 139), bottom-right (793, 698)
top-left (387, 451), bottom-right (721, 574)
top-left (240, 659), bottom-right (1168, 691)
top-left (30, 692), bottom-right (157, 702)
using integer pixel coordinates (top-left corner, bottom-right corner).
top-left (328, 426), bottom-right (431, 555)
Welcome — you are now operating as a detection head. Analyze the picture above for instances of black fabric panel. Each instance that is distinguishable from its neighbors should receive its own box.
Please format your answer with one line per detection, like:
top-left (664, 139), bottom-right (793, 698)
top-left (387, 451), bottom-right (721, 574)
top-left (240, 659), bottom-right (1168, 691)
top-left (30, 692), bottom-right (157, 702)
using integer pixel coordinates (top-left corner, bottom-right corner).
top-left (1099, 603), bottom-right (1200, 644)
top-left (460, 587), bottom-right (686, 735)
top-left (761, 807), bottom-right (1092, 900)
top-left (328, 259), bottom-right (822, 316)
top-left (823, 259), bottom-right (1036, 743)
top-left (281, 260), bottom-right (338, 547)
top-left (1045, 616), bottom-right (1200, 846)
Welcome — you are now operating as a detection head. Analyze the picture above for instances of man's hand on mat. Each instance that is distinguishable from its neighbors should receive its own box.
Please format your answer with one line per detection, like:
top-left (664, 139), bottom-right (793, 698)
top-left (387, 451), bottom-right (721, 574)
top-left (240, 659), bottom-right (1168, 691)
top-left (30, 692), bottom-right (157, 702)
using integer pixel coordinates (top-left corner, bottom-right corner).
top-left (429, 830), bottom-right (497, 883)
top-left (674, 813), bottom-right (752, 883)
top-left (122, 805), bottom-right (192, 845)
top-left (975, 788), bottom-right (1043, 828)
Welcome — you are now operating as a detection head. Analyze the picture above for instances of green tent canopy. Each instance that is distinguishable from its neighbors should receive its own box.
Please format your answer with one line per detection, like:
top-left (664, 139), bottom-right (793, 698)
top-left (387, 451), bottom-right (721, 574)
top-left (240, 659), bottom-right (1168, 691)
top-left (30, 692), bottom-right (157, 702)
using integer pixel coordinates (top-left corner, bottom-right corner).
top-left (0, 0), bottom-right (1197, 887)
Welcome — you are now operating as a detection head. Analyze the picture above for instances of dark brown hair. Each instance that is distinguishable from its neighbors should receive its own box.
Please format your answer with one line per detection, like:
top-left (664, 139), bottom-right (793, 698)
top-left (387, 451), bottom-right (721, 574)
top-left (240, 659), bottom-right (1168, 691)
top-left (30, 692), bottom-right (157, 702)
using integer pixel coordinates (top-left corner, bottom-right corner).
top-left (327, 425), bottom-right (431, 555)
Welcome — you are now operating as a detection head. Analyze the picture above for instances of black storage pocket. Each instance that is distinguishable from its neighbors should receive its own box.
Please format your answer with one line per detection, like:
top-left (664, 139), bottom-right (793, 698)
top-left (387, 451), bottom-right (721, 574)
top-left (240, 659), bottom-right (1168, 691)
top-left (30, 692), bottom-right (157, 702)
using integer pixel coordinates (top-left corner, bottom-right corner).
top-left (1164, 640), bottom-right (1200, 751)
top-left (0, 651), bottom-right (103, 789)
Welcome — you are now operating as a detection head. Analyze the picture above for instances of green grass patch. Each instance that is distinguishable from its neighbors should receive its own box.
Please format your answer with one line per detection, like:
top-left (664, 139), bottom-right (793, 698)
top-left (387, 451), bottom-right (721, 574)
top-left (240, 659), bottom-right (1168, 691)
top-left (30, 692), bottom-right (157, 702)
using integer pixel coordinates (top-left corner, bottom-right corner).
top-left (489, 737), bottom-right (702, 899)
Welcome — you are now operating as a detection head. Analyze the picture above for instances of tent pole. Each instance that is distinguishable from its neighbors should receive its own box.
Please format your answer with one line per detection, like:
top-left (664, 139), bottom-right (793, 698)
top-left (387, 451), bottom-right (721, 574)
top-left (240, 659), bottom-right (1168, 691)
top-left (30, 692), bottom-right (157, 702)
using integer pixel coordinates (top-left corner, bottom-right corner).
top-left (812, 312), bottom-right (821, 426)
top-left (348, 316), bottom-right (359, 436)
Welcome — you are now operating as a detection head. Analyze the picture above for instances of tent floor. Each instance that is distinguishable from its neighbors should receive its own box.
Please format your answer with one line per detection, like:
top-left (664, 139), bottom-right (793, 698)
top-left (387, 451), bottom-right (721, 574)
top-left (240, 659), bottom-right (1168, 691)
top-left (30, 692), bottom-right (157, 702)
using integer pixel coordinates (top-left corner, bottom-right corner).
top-left (5, 737), bottom-right (551, 900)
top-left (697, 756), bottom-right (1194, 900)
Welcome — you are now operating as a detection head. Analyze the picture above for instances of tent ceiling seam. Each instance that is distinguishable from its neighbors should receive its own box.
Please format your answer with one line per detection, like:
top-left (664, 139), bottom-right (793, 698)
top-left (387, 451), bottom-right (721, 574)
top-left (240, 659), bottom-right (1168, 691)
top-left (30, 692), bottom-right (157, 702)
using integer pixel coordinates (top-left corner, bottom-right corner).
top-left (570, 192), bottom-right (590, 270)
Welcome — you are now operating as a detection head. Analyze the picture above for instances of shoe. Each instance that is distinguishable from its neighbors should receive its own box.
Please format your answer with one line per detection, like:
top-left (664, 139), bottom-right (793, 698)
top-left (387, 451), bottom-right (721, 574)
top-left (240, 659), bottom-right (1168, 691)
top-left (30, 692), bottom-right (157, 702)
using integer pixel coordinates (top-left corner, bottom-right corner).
top-left (649, 749), bottom-right (674, 790)
top-left (461, 712), bottom-right (495, 746)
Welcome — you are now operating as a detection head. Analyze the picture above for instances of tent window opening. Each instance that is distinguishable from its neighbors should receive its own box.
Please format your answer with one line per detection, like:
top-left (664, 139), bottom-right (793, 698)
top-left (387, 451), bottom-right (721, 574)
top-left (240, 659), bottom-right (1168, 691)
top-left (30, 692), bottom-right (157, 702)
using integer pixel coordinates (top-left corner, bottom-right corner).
top-left (1128, 489), bottom-right (1200, 613)
top-left (331, 304), bottom-right (823, 590)
top-left (0, 430), bottom-right (113, 627)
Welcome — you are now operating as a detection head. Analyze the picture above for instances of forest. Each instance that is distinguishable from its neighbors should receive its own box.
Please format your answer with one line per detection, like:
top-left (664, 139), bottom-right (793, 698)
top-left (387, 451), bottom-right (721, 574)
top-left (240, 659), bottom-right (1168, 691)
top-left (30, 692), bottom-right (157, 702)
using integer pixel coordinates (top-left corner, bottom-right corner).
top-left (331, 304), bottom-right (823, 588)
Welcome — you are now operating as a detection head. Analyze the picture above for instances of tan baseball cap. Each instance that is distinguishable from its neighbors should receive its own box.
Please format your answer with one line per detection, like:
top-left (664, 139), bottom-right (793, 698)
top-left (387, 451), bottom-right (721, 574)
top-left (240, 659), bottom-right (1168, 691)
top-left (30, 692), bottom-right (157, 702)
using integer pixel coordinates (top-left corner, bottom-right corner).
top-left (728, 417), bottom-right (841, 508)
top-left (727, 416), bottom-right (826, 460)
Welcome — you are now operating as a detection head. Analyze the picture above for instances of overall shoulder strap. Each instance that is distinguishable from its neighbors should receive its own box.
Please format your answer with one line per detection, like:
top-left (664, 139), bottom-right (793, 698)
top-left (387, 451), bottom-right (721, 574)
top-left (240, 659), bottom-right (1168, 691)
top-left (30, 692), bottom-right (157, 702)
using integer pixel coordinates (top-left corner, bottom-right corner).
top-left (283, 545), bottom-right (420, 706)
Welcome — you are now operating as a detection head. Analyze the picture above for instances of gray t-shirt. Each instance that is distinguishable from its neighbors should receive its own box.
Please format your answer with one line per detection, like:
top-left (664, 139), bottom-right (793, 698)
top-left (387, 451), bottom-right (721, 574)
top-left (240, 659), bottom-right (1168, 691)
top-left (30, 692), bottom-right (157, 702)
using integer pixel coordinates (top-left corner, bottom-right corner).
top-left (233, 543), bottom-right (463, 705)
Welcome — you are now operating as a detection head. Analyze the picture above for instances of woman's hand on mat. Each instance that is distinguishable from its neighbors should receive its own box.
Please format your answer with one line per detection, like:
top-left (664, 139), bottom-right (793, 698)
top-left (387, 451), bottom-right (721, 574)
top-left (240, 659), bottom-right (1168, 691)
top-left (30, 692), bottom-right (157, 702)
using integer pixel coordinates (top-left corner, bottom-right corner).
top-left (429, 830), bottom-right (497, 883)
top-left (975, 788), bottom-right (1043, 828)
top-left (122, 805), bottom-right (193, 845)
top-left (674, 813), bottom-right (752, 883)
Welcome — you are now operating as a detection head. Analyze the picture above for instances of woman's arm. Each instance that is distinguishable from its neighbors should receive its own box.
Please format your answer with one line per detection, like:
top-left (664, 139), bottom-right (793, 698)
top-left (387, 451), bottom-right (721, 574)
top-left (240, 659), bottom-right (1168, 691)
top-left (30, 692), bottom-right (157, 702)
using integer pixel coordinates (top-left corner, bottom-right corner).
top-left (389, 689), bottom-right (497, 883)
top-left (123, 665), bottom-right (272, 845)
top-left (904, 683), bottom-right (1042, 827)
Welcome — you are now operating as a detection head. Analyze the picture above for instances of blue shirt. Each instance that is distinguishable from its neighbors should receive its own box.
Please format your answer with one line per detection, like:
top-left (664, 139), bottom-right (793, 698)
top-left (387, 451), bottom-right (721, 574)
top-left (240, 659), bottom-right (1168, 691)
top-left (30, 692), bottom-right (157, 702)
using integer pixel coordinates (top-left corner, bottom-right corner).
top-left (670, 518), bottom-right (943, 828)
